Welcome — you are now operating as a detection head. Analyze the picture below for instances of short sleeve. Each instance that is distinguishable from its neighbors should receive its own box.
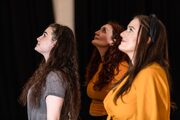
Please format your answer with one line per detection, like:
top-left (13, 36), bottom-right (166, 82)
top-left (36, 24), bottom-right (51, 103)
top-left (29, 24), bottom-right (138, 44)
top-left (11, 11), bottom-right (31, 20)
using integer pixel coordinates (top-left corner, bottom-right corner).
top-left (44, 71), bottom-right (66, 99)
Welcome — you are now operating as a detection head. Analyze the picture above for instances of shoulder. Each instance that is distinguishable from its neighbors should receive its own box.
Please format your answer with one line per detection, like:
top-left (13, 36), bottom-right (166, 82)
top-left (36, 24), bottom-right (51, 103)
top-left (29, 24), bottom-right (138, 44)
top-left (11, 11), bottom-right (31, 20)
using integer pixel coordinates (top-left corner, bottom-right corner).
top-left (138, 63), bottom-right (166, 77)
top-left (46, 71), bottom-right (64, 83)
top-left (113, 61), bottom-right (128, 82)
top-left (117, 60), bottom-right (129, 70)
top-left (119, 60), bottom-right (128, 67)
top-left (134, 63), bottom-right (168, 86)
top-left (44, 71), bottom-right (66, 98)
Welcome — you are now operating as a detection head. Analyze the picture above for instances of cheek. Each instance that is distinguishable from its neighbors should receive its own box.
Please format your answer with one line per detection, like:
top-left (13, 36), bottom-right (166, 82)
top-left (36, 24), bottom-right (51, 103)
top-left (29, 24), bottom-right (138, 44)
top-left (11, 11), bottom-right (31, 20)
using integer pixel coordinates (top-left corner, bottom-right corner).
top-left (40, 42), bottom-right (53, 52)
top-left (119, 39), bottom-right (136, 51)
top-left (131, 37), bottom-right (137, 47)
top-left (127, 40), bottom-right (137, 52)
top-left (107, 38), bottom-right (113, 45)
top-left (105, 35), bottom-right (113, 44)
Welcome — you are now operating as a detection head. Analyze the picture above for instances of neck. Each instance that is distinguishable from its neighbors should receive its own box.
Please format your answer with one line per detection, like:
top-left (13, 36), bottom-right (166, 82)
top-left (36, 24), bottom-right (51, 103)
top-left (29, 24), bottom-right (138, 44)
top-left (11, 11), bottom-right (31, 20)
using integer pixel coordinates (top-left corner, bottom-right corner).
top-left (127, 51), bottom-right (135, 65)
top-left (96, 47), bottom-right (109, 61)
top-left (43, 54), bottom-right (49, 62)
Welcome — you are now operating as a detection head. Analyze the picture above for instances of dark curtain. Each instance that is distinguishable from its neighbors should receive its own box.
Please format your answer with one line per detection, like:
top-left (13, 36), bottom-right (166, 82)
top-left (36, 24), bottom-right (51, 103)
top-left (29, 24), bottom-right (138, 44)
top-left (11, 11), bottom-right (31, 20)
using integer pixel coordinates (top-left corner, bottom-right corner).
top-left (75, 0), bottom-right (180, 120)
top-left (0, 0), bottom-right (54, 119)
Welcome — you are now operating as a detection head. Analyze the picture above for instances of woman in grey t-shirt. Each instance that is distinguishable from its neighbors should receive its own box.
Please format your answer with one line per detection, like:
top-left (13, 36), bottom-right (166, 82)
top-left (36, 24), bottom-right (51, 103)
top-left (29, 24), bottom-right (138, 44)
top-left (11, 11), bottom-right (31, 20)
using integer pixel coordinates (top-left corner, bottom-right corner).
top-left (19, 23), bottom-right (80, 120)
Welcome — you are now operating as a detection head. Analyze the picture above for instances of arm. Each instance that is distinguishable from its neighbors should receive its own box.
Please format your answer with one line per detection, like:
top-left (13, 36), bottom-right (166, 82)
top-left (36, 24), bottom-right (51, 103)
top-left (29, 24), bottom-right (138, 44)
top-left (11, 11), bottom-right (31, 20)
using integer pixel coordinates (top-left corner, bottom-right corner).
top-left (135, 65), bottom-right (170, 120)
top-left (45, 71), bottom-right (66, 120)
top-left (46, 95), bottom-right (64, 120)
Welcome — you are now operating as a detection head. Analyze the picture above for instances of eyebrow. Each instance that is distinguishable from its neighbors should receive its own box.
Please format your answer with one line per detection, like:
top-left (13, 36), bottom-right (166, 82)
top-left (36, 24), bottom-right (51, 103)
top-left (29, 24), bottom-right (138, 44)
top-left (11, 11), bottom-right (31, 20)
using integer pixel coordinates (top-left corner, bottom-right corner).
top-left (101, 26), bottom-right (106, 30)
top-left (128, 26), bottom-right (135, 30)
top-left (43, 31), bottom-right (48, 35)
top-left (102, 26), bottom-right (110, 32)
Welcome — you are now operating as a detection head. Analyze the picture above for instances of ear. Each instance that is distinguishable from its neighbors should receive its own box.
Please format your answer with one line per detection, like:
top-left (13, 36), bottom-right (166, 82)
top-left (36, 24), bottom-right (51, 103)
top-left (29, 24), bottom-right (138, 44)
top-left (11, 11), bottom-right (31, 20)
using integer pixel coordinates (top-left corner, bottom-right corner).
top-left (147, 37), bottom-right (151, 44)
top-left (109, 39), bottom-right (116, 46)
top-left (109, 41), bottom-right (114, 46)
top-left (51, 40), bottom-right (57, 47)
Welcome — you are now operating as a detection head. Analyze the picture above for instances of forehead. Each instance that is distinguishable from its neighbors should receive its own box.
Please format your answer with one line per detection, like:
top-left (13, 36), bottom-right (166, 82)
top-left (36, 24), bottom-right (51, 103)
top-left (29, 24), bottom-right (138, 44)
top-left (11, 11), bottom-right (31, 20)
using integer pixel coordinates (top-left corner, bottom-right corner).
top-left (128, 18), bottom-right (140, 30)
top-left (101, 24), bottom-right (113, 31)
top-left (45, 27), bottom-right (53, 34)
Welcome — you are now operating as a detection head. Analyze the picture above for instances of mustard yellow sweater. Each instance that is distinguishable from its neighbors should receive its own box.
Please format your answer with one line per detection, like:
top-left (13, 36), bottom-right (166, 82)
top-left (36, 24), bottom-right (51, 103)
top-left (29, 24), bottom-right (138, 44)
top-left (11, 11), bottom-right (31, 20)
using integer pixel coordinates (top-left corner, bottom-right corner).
top-left (87, 61), bottom-right (128, 116)
top-left (104, 63), bottom-right (170, 120)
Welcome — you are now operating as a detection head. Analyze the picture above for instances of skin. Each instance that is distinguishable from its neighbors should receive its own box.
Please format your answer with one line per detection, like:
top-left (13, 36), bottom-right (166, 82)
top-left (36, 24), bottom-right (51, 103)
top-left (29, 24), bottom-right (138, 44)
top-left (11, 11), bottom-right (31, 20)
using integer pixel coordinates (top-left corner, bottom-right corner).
top-left (35, 26), bottom-right (64, 120)
top-left (35, 27), bottom-right (56, 61)
top-left (46, 95), bottom-right (64, 120)
top-left (92, 24), bottom-right (114, 60)
top-left (119, 18), bottom-right (140, 64)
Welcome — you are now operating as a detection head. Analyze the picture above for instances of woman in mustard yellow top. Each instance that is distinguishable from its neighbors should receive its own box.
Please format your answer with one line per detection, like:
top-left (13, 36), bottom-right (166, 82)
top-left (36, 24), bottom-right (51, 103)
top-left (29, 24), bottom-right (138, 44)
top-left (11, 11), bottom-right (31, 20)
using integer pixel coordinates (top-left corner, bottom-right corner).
top-left (104, 14), bottom-right (172, 120)
top-left (86, 22), bottom-right (129, 120)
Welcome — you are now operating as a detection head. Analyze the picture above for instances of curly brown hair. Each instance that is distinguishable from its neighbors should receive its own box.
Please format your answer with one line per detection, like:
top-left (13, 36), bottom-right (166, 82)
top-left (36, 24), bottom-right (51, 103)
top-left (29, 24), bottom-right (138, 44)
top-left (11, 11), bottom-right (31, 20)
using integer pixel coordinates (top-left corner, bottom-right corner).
top-left (85, 21), bottom-right (128, 90)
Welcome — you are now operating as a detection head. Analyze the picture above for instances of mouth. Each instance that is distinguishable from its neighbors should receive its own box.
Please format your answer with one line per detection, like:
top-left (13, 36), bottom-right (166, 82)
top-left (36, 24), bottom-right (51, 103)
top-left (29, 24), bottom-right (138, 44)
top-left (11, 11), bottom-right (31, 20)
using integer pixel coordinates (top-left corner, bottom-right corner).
top-left (94, 36), bottom-right (98, 40)
top-left (121, 39), bottom-right (126, 42)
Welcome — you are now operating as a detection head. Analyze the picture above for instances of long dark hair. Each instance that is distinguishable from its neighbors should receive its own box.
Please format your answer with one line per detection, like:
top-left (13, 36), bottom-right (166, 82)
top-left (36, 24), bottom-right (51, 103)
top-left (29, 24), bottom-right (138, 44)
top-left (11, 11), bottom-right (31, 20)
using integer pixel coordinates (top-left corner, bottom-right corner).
top-left (19, 23), bottom-right (80, 120)
top-left (114, 15), bottom-right (171, 104)
top-left (85, 22), bottom-right (128, 90)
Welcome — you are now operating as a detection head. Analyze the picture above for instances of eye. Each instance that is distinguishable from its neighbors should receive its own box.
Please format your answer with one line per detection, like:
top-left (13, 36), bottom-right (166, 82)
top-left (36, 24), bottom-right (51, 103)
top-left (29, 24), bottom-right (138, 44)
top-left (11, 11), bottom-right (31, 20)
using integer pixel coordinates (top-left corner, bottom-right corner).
top-left (127, 27), bottom-right (133, 32)
top-left (101, 27), bottom-right (106, 33)
top-left (42, 32), bottom-right (47, 37)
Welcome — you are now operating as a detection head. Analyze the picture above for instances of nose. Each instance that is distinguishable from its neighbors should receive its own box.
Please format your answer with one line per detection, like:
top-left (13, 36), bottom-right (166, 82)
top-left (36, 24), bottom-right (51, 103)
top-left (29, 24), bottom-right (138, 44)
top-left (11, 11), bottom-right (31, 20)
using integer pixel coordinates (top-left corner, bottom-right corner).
top-left (120, 31), bottom-right (125, 38)
top-left (95, 30), bottom-right (100, 35)
top-left (37, 35), bottom-right (42, 41)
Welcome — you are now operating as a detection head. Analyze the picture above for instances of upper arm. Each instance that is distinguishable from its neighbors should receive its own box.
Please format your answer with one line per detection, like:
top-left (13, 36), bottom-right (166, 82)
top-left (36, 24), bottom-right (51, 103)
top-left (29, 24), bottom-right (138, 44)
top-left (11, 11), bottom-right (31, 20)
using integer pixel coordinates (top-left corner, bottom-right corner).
top-left (46, 95), bottom-right (64, 120)
top-left (135, 67), bottom-right (170, 120)
top-left (45, 72), bottom-right (66, 120)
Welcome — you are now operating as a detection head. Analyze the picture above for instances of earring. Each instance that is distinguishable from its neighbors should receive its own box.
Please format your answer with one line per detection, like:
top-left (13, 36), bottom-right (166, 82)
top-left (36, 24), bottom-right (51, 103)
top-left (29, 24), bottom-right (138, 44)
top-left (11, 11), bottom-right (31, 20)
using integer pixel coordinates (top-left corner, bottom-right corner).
top-left (110, 42), bottom-right (114, 46)
top-left (110, 39), bottom-right (116, 46)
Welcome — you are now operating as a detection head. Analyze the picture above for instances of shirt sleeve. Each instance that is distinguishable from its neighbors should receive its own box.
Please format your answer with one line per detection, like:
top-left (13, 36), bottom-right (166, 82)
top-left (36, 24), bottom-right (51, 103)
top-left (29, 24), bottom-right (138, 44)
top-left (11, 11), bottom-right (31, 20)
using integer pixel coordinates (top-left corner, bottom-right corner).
top-left (44, 71), bottom-right (66, 99)
top-left (135, 66), bottom-right (170, 120)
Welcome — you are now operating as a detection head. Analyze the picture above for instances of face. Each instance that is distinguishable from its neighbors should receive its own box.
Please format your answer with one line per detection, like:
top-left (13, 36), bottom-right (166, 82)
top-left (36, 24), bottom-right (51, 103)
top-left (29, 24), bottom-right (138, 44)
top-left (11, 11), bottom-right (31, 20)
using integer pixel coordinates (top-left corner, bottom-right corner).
top-left (119, 18), bottom-right (140, 60)
top-left (35, 27), bottom-right (56, 58)
top-left (92, 24), bottom-right (113, 48)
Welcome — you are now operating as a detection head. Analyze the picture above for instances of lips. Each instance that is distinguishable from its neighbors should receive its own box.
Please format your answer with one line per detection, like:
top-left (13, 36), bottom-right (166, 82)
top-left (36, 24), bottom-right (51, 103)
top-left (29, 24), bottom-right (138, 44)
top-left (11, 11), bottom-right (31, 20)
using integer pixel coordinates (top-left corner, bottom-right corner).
top-left (36, 43), bottom-right (40, 46)
top-left (121, 39), bottom-right (126, 42)
top-left (94, 36), bottom-right (99, 40)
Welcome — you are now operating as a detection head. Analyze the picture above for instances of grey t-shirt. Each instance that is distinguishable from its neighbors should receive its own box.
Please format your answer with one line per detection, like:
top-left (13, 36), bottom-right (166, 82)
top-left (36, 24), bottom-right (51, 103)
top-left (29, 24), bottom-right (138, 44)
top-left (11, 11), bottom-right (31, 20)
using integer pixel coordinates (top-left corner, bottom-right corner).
top-left (27, 71), bottom-right (66, 120)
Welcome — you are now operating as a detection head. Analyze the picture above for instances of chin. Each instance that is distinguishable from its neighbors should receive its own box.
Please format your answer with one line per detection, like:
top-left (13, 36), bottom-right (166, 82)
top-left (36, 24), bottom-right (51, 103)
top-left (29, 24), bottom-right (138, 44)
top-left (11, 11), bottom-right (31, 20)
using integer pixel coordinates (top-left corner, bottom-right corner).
top-left (34, 46), bottom-right (38, 51)
top-left (118, 45), bottom-right (122, 50)
top-left (91, 40), bottom-right (97, 46)
top-left (118, 47), bottom-right (126, 53)
top-left (34, 47), bottom-right (40, 53)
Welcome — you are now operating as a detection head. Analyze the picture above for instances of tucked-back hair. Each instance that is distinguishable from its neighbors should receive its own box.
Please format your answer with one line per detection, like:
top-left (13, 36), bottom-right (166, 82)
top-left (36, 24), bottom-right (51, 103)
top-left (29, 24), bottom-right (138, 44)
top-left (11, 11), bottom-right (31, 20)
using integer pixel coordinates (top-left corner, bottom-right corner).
top-left (85, 21), bottom-right (128, 90)
top-left (114, 15), bottom-right (171, 104)
top-left (19, 23), bottom-right (80, 120)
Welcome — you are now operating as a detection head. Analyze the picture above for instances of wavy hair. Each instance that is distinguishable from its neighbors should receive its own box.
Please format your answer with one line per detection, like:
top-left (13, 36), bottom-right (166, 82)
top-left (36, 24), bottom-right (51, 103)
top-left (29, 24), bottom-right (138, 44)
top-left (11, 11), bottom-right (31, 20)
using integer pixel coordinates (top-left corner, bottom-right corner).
top-left (19, 23), bottom-right (80, 120)
top-left (85, 22), bottom-right (128, 90)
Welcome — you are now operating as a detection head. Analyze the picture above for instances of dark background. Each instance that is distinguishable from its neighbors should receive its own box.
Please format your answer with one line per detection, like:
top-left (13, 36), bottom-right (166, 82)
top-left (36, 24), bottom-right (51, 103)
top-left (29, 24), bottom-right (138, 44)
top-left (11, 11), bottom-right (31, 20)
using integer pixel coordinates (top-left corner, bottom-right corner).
top-left (0, 0), bottom-right (179, 119)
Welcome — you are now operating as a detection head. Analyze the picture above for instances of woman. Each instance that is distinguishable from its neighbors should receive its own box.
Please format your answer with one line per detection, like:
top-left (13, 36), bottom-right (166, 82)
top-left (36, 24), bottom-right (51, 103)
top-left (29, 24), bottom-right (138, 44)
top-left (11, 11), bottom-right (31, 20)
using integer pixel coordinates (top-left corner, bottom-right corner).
top-left (104, 14), bottom-right (172, 120)
top-left (19, 23), bottom-right (80, 120)
top-left (86, 22), bottom-right (129, 120)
